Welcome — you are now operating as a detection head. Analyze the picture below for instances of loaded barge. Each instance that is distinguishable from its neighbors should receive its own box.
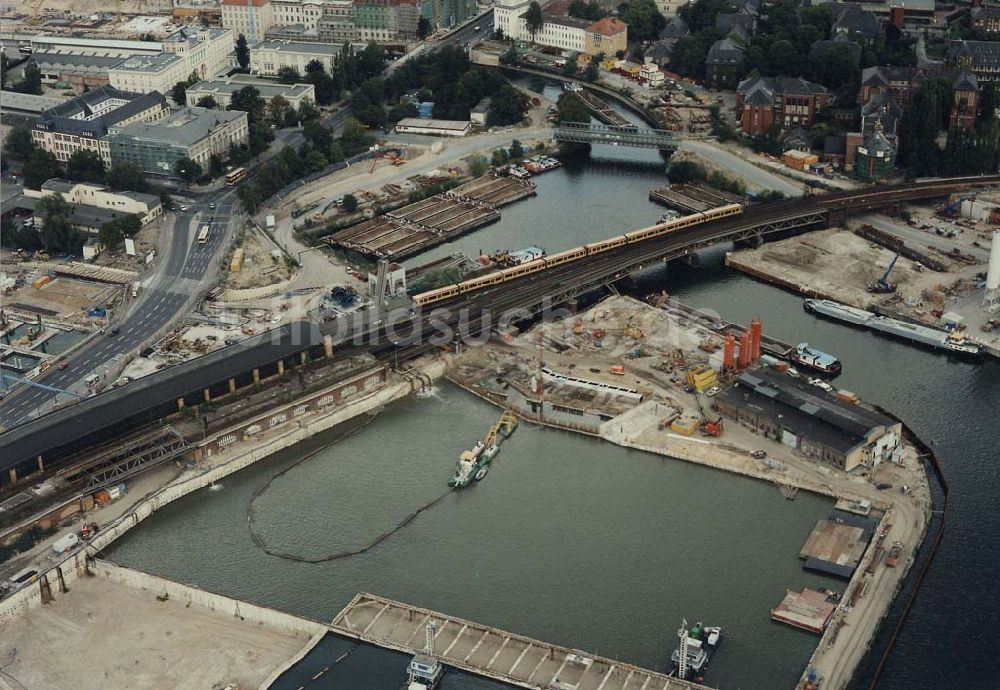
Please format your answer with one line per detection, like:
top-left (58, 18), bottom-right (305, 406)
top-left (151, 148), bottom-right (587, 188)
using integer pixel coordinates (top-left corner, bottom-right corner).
top-left (803, 299), bottom-right (981, 356)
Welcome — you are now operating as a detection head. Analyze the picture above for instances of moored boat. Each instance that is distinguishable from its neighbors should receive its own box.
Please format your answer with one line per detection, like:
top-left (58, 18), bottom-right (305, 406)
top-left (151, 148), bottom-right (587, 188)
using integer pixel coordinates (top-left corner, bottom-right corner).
top-left (789, 343), bottom-right (842, 375)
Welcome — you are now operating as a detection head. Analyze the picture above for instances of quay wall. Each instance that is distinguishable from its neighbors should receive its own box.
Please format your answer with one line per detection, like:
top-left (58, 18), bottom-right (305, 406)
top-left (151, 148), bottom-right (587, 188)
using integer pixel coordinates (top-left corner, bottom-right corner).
top-left (0, 358), bottom-right (447, 628)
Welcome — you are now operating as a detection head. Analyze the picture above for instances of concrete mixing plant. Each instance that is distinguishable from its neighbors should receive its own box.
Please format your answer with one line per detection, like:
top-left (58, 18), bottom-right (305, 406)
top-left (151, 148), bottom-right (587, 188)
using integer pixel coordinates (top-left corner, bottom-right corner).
top-left (984, 231), bottom-right (1000, 314)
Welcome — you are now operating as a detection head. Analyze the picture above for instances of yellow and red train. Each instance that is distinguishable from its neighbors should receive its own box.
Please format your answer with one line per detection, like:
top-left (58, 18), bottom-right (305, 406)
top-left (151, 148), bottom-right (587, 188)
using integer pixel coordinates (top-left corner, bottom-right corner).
top-left (413, 203), bottom-right (744, 307)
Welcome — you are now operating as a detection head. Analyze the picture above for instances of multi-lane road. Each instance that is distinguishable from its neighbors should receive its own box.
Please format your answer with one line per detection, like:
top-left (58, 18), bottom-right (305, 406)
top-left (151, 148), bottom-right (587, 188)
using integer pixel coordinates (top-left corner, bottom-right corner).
top-left (0, 189), bottom-right (239, 429)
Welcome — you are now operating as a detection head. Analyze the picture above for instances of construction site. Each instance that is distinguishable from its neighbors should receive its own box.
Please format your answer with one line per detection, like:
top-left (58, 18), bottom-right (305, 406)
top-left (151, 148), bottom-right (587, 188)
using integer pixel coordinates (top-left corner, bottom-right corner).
top-left (650, 182), bottom-right (746, 214)
top-left (725, 200), bottom-right (1000, 357)
top-left (328, 174), bottom-right (536, 261)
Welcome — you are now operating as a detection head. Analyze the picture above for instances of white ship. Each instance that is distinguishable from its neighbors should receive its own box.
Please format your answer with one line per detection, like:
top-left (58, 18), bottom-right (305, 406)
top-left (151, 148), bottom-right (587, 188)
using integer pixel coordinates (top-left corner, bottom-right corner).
top-left (803, 299), bottom-right (981, 356)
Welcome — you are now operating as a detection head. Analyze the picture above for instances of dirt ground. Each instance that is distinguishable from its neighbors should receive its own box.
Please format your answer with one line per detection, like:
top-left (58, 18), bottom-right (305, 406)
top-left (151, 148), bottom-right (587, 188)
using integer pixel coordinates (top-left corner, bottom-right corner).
top-left (0, 574), bottom-right (309, 690)
top-left (223, 226), bottom-right (292, 291)
top-left (4, 274), bottom-right (118, 322)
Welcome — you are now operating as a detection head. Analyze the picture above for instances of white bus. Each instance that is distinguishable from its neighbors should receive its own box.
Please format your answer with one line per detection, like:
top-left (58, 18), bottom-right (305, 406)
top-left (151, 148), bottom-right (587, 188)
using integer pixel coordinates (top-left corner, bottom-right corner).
top-left (197, 225), bottom-right (210, 245)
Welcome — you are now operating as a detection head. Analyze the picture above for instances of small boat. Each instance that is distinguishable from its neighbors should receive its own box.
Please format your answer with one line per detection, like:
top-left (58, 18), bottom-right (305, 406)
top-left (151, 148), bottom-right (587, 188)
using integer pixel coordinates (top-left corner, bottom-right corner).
top-left (448, 441), bottom-right (487, 488)
top-left (671, 620), bottom-right (722, 680)
top-left (789, 343), bottom-right (842, 376)
top-left (406, 653), bottom-right (444, 689)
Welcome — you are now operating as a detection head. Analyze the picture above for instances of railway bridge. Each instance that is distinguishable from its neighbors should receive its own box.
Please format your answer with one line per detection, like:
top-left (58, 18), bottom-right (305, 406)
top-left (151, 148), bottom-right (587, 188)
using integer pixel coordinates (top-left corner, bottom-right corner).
top-left (2, 175), bottom-right (998, 491)
top-left (554, 122), bottom-right (678, 150)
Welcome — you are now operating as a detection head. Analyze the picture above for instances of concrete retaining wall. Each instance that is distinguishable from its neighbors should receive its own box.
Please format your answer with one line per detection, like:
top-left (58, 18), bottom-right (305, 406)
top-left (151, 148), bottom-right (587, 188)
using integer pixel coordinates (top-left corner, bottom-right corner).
top-left (221, 277), bottom-right (296, 302)
top-left (0, 358), bottom-right (447, 627)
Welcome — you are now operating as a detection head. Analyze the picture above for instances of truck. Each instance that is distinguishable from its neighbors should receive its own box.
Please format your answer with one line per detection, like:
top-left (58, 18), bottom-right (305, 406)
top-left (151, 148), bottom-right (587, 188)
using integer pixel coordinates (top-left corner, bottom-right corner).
top-left (131, 281), bottom-right (140, 298)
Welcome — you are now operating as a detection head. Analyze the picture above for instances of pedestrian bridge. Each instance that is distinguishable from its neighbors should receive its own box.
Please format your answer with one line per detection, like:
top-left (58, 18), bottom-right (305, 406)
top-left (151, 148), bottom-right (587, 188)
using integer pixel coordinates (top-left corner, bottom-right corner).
top-left (554, 122), bottom-right (678, 150)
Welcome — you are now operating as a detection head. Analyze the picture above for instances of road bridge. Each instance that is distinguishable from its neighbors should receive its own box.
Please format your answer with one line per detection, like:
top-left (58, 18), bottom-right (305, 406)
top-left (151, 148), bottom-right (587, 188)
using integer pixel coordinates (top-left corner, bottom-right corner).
top-left (554, 122), bottom-right (678, 150)
top-left (2, 175), bottom-right (998, 488)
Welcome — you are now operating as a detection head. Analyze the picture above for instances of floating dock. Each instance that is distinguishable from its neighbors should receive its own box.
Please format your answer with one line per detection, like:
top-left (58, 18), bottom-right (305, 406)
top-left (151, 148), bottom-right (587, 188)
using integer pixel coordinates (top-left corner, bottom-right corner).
top-left (649, 183), bottom-right (744, 214)
top-left (770, 588), bottom-right (837, 634)
top-left (329, 175), bottom-right (535, 260)
top-left (332, 592), bottom-right (712, 690)
top-left (798, 512), bottom-right (876, 579)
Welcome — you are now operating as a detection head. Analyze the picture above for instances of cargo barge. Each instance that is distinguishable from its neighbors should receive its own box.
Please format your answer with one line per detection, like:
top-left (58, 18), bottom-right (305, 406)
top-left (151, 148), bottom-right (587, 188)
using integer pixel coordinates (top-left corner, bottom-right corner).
top-left (803, 299), bottom-right (981, 357)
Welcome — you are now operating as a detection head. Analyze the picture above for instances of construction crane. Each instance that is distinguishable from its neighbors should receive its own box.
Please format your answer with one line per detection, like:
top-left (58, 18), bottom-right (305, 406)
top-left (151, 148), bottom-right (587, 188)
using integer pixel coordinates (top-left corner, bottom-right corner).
top-left (484, 410), bottom-right (518, 447)
top-left (676, 349), bottom-right (724, 436)
top-left (867, 253), bottom-right (900, 294)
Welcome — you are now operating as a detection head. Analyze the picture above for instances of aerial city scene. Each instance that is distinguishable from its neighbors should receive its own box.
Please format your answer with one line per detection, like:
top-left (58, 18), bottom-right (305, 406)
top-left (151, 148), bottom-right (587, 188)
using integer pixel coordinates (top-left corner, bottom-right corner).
top-left (0, 0), bottom-right (997, 688)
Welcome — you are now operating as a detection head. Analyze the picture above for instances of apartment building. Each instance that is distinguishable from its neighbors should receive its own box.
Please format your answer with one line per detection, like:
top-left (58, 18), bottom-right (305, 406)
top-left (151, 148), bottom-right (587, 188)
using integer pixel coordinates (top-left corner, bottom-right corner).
top-left (31, 86), bottom-right (170, 164)
top-left (221, 0), bottom-right (276, 44)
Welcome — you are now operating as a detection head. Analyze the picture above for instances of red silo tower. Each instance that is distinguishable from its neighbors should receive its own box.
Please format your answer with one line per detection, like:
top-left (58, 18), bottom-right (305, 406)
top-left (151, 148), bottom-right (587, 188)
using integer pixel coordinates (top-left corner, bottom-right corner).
top-left (738, 331), bottom-right (751, 368)
top-left (750, 317), bottom-right (762, 363)
top-left (723, 333), bottom-right (736, 370)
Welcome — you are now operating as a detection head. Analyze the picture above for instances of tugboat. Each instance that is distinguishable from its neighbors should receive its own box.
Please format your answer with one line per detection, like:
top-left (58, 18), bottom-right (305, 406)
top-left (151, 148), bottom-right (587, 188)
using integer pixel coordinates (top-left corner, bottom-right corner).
top-left (789, 342), bottom-right (842, 376)
top-left (671, 619), bottom-right (722, 681)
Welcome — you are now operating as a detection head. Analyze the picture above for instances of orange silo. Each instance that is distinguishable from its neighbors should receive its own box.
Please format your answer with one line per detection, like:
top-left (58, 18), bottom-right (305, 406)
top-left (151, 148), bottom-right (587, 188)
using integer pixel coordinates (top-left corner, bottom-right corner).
top-left (738, 331), bottom-right (751, 368)
top-left (750, 317), bottom-right (762, 363)
top-left (723, 334), bottom-right (736, 370)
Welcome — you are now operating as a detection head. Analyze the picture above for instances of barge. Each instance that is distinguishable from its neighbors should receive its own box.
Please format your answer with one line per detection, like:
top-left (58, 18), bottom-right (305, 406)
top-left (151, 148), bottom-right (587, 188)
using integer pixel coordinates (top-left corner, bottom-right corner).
top-left (803, 299), bottom-right (981, 356)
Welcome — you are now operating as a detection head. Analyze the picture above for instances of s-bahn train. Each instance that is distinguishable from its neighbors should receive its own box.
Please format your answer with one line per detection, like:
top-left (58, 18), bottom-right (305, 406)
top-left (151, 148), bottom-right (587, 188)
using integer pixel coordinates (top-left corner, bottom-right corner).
top-left (413, 203), bottom-right (744, 307)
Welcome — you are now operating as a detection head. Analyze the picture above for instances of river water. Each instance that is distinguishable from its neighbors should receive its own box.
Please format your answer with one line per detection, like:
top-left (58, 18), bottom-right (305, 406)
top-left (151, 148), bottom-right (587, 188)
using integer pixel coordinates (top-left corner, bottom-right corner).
top-left (107, 128), bottom-right (1000, 688)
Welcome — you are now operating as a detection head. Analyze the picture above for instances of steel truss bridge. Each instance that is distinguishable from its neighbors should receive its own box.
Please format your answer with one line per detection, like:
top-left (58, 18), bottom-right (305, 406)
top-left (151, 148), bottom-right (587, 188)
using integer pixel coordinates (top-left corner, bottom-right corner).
top-left (2, 175), bottom-right (998, 486)
top-left (554, 122), bottom-right (678, 150)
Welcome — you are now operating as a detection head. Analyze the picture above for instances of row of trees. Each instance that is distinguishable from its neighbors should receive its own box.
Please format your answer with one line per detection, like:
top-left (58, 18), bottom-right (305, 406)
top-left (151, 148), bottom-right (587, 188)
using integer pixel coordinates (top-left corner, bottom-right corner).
top-left (236, 115), bottom-right (373, 214)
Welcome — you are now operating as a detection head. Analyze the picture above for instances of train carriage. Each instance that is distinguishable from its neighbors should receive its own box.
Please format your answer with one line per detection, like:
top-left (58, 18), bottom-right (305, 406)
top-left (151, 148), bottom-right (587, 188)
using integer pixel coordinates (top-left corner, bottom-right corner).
top-left (413, 284), bottom-right (460, 305)
top-left (544, 246), bottom-right (587, 267)
top-left (584, 235), bottom-right (629, 255)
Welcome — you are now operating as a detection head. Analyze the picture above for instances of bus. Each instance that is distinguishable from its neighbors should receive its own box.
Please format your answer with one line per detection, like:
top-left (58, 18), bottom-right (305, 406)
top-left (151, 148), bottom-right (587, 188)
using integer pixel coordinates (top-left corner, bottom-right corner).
top-left (197, 225), bottom-right (210, 245)
top-left (225, 167), bottom-right (247, 185)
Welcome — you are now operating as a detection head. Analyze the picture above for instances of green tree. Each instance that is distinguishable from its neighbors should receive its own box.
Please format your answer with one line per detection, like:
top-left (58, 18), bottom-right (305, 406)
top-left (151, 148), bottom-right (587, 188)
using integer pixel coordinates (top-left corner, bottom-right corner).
top-left (12, 62), bottom-right (42, 95)
top-left (306, 69), bottom-right (336, 105)
top-left (276, 66), bottom-right (302, 84)
top-left (195, 95), bottom-right (218, 109)
top-left (388, 101), bottom-right (418, 122)
top-left (341, 117), bottom-right (372, 156)
top-left (171, 80), bottom-right (189, 105)
top-left (341, 193), bottom-right (358, 212)
top-left (418, 16), bottom-right (433, 39)
top-left (66, 149), bottom-right (106, 183)
top-left (671, 36), bottom-right (706, 78)
top-left (563, 54), bottom-right (579, 77)
top-left (23, 148), bottom-right (60, 190)
top-left (584, 60), bottom-right (600, 82)
top-left (0, 215), bottom-right (42, 252)
top-left (209, 153), bottom-right (225, 177)
top-left (491, 148), bottom-right (509, 166)
top-left (248, 121), bottom-right (275, 156)
top-left (228, 86), bottom-right (266, 123)
top-left (0, 53), bottom-right (7, 89)
top-left (174, 157), bottom-right (202, 182)
top-left (555, 92), bottom-right (590, 124)
top-left (510, 139), bottom-right (525, 159)
top-left (667, 160), bottom-right (706, 183)
top-left (235, 33), bottom-right (251, 70)
top-left (568, 0), bottom-right (604, 20)
top-left (267, 94), bottom-right (290, 125)
top-left (524, 1), bottom-right (544, 40)
top-left (620, 0), bottom-right (666, 42)
top-left (106, 163), bottom-right (150, 193)
top-left (3, 122), bottom-right (34, 159)
top-left (97, 214), bottom-right (140, 250)
top-left (36, 195), bottom-right (83, 254)
top-left (470, 155), bottom-right (490, 176)
top-left (303, 120), bottom-right (333, 152)
top-left (487, 84), bottom-right (530, 126)
top-left (297, 99), bottom-right (320, 123)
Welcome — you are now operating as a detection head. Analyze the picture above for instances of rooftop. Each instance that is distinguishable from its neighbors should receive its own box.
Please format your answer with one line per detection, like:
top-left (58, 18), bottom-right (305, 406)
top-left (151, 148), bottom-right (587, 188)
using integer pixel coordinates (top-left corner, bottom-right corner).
top-left (111, 106), bottom-right (247, 146)
top-left (187, 78), bottom-right (314, 100)
top-left (542, 14), bottom-right (593, 29)
top-left (112, 51), bottom-right (183, 74)
top-left (251, 39), bottom-right (343, 55)
top-left (29, 33), bottom-right (163, 53)
top-left (587, 17), bottom-right (628, 36)
top-left (33, 86), bottom-right (168, 138)
top-left (396, 117), bottom-right (471, 130)
top-left (0, 90), bottom-right (65, 116)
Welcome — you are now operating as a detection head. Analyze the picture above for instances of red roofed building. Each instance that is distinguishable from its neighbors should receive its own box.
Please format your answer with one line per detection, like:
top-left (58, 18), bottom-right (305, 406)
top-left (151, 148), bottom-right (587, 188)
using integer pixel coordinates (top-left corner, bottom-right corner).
top-left (585, 17), bottom-right (628, 56)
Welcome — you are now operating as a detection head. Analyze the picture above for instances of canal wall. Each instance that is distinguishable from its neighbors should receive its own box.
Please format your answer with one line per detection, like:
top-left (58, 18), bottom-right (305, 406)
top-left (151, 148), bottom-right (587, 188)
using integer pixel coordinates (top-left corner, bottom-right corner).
top-left (0, 357), bottom-right (449, 628)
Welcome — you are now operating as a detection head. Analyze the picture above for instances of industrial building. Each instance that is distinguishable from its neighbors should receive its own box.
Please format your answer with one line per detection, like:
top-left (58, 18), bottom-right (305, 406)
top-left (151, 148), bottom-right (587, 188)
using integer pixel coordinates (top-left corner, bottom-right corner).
top-left (395, 117), bottom-right (471, 136)
top-left (714, 369), bottom-right (901, 472)
top-left (23, 179), bottom-right (163, 225)
top-left (31, 86), bottom-right (170, 165)
top-left (106, 107), bottom-right (249, 175)
top-left (186, 77), bottom-right (316, 109)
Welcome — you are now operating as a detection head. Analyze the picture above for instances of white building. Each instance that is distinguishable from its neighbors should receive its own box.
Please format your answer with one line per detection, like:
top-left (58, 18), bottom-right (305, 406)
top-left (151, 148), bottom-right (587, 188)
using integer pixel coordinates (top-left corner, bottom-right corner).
top-left (221, 0), bottom-right (276, 44)
top-left (493, 0), bottom-right (606, 54)
top-left (493, 0), bottom-right (531, 41)
top-left (109, 28), bottom-right (234, 96)
top-left (395, 118), bottom-right (471, 136)
top-left (24, 179), bottom-right (163, 225)
top-left (249, 39), bottom-right (352, 75)
top-left (187, 77), bottom-right (316, 108)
